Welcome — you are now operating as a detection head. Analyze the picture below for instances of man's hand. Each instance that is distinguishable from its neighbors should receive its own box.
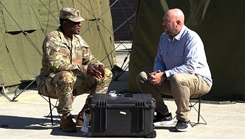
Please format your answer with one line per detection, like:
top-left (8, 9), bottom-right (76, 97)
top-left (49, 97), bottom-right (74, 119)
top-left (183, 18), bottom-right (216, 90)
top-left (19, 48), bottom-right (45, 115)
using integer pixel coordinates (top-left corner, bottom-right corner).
top-left (148, 70), bottom-right (166, 85)
top-left (97, 65), bottom-right (105, 77)
top-left (87, 65), bottom-right (105, 79)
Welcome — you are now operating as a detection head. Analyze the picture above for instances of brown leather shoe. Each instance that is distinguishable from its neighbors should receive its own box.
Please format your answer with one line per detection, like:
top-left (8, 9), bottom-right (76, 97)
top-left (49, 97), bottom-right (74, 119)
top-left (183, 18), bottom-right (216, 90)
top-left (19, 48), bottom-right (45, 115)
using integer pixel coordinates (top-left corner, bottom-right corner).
top-left (60, 113), bottom-right (77, 133)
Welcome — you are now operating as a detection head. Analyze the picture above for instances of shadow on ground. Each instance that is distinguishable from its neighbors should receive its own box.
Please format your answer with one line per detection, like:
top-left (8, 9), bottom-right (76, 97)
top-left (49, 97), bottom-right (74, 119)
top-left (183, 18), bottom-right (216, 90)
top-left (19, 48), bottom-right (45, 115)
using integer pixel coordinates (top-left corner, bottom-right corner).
top-left (0, 115), bottom-right (58, 130)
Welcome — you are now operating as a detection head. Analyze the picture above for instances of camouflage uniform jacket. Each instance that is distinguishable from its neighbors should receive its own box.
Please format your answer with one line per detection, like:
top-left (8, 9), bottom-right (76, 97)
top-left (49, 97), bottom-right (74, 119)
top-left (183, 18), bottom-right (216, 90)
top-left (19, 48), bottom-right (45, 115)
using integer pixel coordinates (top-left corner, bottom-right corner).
top-left (37, 27), bottom-right (102, 82)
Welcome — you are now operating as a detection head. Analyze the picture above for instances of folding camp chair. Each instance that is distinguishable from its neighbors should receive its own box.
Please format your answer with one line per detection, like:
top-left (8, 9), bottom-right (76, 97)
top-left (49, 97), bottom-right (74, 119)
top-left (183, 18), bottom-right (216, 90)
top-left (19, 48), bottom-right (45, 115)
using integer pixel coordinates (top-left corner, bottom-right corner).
top-left (39, 94), bottom-right (59, 126)
top-left (162, 93), bottom-right (207, 126)
top-left (189, 94), bottom-right (207, 126)
top-left (39, 94), bottom-right (76, 126)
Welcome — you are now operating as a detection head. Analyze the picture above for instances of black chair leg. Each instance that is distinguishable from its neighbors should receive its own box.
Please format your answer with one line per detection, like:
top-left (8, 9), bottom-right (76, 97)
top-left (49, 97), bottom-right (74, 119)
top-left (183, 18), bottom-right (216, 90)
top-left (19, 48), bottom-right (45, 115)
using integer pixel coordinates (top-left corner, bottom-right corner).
top-left (197, 96), bottom-right (201, 124)
top-left (40, 95), bottom-right (58, 126)
top-left (190, 95), bottom-right (207, 125)
top-left (48, 97), bottom-right (54, 125)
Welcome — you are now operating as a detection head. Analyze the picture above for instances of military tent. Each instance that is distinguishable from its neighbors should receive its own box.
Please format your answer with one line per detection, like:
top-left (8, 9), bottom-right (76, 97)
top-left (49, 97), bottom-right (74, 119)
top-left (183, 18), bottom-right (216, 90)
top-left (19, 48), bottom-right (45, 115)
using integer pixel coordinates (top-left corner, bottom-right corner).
top-left (129, 0), bottom-right (245, 100)
top-left (0, 0), bottom-right (115, 87)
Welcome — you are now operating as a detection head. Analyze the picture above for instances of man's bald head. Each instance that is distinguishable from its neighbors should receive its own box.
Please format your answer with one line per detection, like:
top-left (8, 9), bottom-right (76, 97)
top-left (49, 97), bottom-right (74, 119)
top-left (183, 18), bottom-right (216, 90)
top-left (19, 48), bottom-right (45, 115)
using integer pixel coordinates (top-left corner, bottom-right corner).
top-left (162, 8), bottom-right (185, 37)
top-left (167, 8), bottom-right (185, 24)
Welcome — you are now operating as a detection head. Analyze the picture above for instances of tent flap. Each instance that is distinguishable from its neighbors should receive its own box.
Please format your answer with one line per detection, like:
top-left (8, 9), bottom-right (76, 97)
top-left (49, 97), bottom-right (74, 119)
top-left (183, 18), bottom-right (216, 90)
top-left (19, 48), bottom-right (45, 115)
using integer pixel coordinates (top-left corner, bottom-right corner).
top-left (2, 0), bottom-right (39, 32)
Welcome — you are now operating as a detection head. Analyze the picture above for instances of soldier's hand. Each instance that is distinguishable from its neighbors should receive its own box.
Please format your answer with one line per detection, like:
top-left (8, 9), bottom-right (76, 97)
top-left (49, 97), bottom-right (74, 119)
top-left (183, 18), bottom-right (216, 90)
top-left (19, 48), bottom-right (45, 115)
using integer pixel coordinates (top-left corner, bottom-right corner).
top-left (87, 65), bottom-right (104, 79)
top-left (97, 65), bottom-right (105, 77)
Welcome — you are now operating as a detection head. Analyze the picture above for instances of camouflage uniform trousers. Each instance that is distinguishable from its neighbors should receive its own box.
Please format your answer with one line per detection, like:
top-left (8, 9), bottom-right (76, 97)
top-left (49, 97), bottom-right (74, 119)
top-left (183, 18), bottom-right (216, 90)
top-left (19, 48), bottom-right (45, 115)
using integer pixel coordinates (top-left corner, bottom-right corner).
top-left (39, 68), bottom-right (112, 114)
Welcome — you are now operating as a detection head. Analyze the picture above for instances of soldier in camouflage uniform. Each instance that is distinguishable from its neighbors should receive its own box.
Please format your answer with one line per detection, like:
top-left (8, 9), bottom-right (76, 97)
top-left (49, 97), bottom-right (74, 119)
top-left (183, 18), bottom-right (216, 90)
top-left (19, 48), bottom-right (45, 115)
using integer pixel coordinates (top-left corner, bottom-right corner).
top-left (36, 8), bottom-right (112, 133)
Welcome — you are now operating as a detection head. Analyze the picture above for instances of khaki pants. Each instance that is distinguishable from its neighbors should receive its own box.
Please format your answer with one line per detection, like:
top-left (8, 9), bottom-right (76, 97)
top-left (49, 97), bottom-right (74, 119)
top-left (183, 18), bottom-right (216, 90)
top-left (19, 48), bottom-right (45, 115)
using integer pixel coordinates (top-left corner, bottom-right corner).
top-left (136, 71), bottom-right (211, 122)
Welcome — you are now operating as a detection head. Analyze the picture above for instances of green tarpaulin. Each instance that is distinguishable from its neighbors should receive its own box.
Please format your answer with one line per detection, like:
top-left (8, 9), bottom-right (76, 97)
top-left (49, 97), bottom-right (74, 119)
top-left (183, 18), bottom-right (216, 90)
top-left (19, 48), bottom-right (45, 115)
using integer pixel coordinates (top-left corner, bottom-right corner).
top-left (129, 0), bottom-right (245, 100)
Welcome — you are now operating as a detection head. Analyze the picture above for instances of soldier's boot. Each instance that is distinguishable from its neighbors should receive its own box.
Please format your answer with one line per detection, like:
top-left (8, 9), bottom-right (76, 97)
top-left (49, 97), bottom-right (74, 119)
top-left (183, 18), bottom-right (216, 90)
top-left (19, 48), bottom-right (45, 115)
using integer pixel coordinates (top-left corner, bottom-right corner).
top-left (60, 113), bottom-right (77, 133)
top-left (76, 111), bottom-right (84, 126)
top-left (76, 108), bottom-right (91, 126)
top-left (76, 97), bottom-right (92, 126)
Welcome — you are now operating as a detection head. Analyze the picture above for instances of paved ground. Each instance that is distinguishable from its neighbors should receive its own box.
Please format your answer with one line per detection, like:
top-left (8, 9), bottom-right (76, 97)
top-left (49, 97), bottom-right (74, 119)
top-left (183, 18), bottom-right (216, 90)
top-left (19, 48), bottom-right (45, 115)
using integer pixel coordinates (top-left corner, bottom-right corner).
top-left (1, 52), bottom-right (245, 139)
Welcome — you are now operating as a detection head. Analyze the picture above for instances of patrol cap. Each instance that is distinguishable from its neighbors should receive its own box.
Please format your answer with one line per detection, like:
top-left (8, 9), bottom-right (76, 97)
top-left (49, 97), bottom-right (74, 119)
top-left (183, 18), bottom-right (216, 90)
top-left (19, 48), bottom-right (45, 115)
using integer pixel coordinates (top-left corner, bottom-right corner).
top-left (59, 8), bottom-right (85, 22)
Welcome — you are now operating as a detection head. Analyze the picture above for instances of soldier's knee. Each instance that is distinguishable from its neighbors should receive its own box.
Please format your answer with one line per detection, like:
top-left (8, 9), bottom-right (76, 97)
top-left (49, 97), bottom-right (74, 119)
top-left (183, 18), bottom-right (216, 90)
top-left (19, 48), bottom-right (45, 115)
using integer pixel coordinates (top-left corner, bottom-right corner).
top-left (57, 71), bottom-right (76, 84)
top-left (105, 68), bottom-right (112, 79)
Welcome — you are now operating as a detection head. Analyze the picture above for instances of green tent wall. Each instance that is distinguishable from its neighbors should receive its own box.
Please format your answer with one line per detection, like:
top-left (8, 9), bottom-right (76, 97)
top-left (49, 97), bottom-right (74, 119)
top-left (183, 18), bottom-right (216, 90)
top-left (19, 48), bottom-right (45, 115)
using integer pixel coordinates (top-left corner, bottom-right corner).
top-left (129, 0), bottom-right (245, 100)
top-left (0, 0), bottom-right (115, 87)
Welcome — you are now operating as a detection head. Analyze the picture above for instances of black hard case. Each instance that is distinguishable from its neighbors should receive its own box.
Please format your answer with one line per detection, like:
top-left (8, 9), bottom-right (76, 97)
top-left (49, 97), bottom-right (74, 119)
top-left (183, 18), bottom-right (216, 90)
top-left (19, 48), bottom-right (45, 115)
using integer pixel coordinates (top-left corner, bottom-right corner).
top-left (89, 93), bottom-right (156, 138)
